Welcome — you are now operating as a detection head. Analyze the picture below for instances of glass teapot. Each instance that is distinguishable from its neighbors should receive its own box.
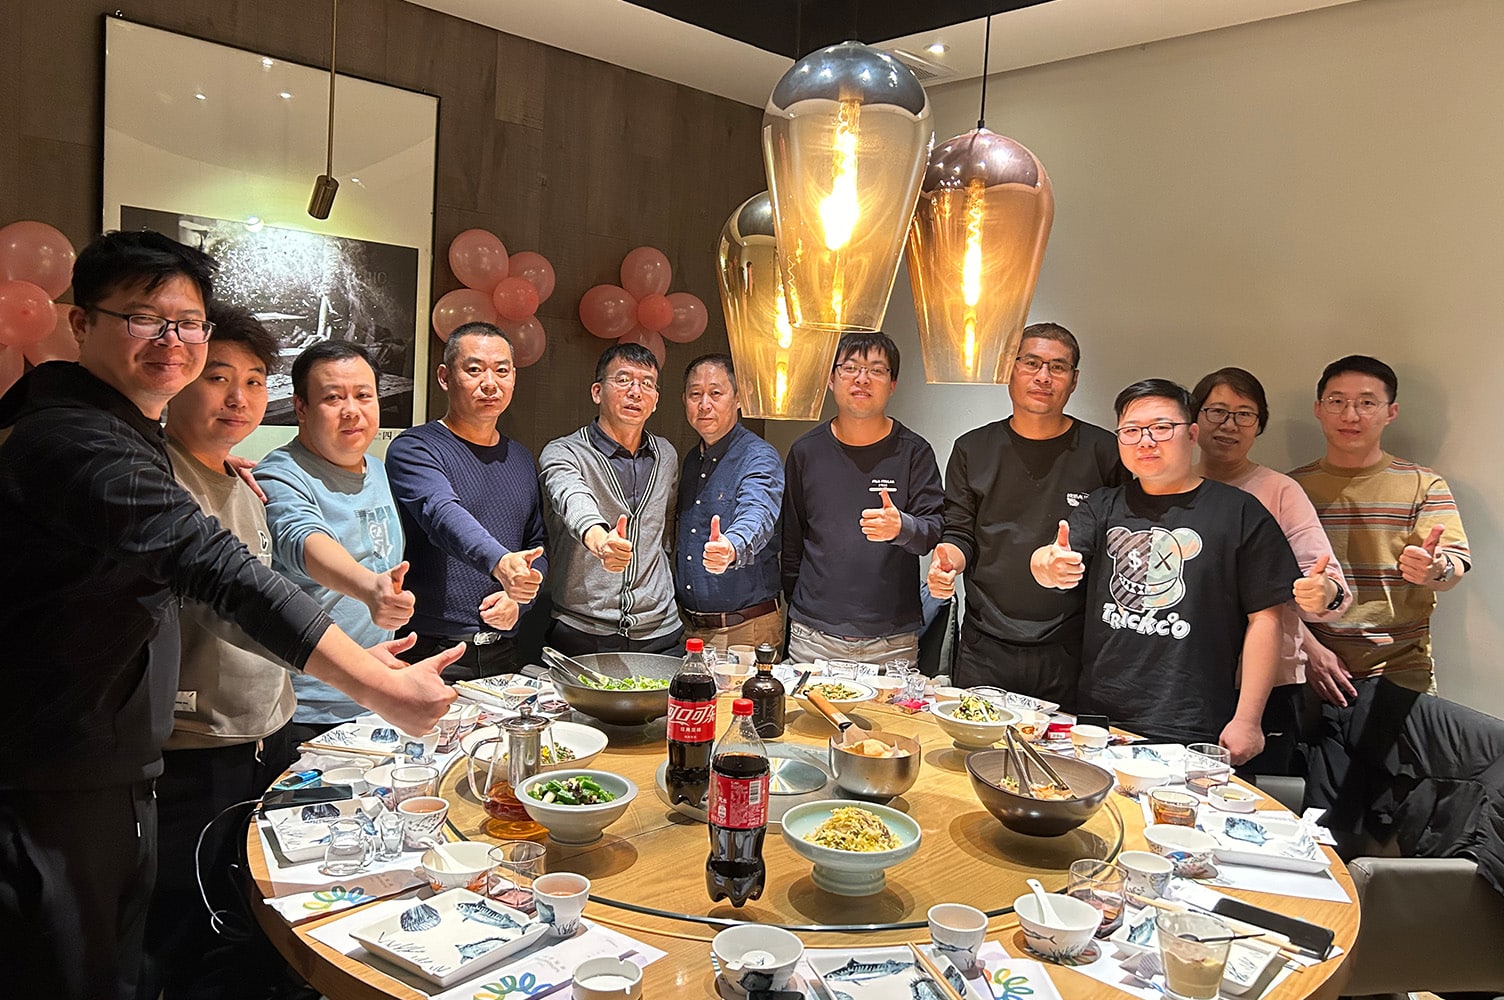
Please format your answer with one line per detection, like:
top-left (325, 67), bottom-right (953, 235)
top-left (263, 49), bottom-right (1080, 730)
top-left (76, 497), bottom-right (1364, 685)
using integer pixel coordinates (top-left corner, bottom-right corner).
top-left (464, 700), bottom-right (554, 838)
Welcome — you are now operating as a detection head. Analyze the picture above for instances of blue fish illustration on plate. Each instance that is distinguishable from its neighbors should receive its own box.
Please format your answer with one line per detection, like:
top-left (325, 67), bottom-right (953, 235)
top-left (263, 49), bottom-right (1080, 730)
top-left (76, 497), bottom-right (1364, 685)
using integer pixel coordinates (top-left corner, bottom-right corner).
top-left (1131, 746), bottom-right (1168, 764)
top-left (1224, 816), bottom-right (1269, 845)
top-left (399, 902), bottom-right (442, 932)
top-left (824, 958), bottom-right (913, 982)
top-left (454, 937), bottom-right (510, 961)
top-left (1128, 914), bottom-right (1157, 945)
top-left (910, 976), bottom-right (946, 1000)
top-left (370, 727), bottom-right (399, 743)
top-left (456, 900), bottom-right (526, 932)
top-left (300, 802), bottom-right (341, 822)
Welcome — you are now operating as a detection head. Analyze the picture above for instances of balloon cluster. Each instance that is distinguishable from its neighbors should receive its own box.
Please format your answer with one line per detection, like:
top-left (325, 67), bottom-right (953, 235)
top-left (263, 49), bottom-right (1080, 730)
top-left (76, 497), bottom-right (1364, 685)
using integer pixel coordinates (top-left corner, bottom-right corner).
top-left (0, 220), bottom-right (79, 395)
top-left (578, 247), bottom-right (708, 366)
top-left (432, 229), bottom-right (555, 367)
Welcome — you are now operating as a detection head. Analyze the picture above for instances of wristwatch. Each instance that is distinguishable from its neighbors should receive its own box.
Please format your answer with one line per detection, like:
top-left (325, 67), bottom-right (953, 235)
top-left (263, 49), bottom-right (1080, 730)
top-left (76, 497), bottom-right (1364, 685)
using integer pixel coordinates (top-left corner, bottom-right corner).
top-left (1433, 556), bottom-right (1455, 584)
top-left (1325, 580), bottom-right (1347, 612)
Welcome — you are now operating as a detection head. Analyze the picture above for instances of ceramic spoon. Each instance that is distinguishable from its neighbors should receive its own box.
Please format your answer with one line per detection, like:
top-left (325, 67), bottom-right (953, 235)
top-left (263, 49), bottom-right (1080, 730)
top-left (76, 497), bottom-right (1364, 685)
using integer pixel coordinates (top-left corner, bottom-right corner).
top-left (1027, 878), bottom-right (1061, 924)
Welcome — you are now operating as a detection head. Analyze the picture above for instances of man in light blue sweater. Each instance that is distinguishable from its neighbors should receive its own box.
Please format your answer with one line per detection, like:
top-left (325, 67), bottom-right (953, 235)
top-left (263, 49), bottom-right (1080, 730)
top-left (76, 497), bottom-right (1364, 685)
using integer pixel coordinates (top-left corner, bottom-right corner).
top-left (257, 342), bottom-right (414, 736)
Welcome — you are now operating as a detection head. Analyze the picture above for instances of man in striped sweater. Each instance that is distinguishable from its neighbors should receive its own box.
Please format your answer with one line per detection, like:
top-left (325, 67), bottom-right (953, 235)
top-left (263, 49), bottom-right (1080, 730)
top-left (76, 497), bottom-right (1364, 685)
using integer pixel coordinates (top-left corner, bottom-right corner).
top-left (1291, 355), bottom-right (1471, 704)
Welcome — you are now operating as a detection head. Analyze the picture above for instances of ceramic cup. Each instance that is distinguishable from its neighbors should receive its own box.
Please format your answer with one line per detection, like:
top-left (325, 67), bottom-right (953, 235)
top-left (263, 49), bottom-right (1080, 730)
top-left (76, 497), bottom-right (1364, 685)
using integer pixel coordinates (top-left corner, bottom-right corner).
top-left (728, 644), bottom-right (757, 666)
top-left (927, 902), bottom-right (988, 971)
top-left (1118, 849), bottom-right (1174, 900)
top-left (1070, 724), bottom-right (1111, 754)
top-left (396, 795), bottom-right (449, 849)
top-left (533, 871), bottom-right (591, 938)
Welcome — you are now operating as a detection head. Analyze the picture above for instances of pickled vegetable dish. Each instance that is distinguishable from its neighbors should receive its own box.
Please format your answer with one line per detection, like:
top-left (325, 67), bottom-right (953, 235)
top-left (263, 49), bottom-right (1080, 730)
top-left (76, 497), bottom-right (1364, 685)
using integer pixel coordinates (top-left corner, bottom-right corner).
top-left (528, 776), bottom-right (617, 805)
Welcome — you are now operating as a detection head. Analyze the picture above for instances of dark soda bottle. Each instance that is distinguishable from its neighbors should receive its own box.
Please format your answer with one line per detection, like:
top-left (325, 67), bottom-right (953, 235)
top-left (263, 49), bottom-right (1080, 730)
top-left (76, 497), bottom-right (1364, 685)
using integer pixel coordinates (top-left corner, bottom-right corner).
top-left (740, 642), bottom-right (785, 739)
top-left (706, 698), bottom-right (769, 907)
top-left (667, 637), bottom-right (717, 808)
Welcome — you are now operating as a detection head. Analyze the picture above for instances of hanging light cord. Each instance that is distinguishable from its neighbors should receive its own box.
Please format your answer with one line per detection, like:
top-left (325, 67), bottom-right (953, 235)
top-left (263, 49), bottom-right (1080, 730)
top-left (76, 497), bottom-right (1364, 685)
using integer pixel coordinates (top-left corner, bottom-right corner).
top-left (324, 0), bottom-right (337, 177)
top-left (977, 14), bottom-right (991, 130)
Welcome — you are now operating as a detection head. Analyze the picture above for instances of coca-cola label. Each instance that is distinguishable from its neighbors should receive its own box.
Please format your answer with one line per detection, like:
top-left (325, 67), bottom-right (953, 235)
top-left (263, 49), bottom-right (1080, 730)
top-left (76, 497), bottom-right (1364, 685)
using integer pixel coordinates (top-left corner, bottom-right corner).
top-left (709, 772), bottom-right (769, 829)
top-left (666, 698), bottom-right (716, 742)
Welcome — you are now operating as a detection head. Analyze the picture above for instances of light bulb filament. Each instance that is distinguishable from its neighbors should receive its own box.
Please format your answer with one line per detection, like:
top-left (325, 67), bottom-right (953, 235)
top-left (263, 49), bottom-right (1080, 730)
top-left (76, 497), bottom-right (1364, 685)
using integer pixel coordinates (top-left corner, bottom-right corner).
top-left (819, 101), bottom-right (861, 251)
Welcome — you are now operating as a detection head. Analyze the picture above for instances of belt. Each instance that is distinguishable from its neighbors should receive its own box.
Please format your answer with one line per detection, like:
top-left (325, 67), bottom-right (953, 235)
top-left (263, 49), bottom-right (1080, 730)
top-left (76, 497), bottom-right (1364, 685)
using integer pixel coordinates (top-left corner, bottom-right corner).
top-left (431, 630), bottom-right (509, 646)
top-left (682, 599), bottom-right (779, 630)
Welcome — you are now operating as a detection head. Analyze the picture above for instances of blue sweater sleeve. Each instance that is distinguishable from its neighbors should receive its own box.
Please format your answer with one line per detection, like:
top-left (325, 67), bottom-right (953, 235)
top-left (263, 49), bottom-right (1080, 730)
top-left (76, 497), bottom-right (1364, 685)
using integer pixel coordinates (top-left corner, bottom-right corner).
top-left (386, 432), bottom-right (508, 578)
top-left (254, 451), bottom-right (332, 578)
top-left (722, 439), bottom-right (785, 567)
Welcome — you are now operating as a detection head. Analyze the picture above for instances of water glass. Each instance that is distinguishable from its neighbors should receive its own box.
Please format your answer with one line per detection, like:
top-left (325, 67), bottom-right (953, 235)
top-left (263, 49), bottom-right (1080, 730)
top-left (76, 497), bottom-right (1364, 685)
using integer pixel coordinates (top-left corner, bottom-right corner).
top-left (374, 811), bottom-right (405, 861)
top-left (1067, 859), bottom-right (1126, 937)
top-left (1185, 743), bottom-right (1232, 796)
top-left (319, 818), bottom-right (375, 877)
top-left (390, 764), bottom-right (438, 806)
top-left (487, 840), bottom-right (547, 913)
top-left (1158, 912), bottom-right (1233, 999)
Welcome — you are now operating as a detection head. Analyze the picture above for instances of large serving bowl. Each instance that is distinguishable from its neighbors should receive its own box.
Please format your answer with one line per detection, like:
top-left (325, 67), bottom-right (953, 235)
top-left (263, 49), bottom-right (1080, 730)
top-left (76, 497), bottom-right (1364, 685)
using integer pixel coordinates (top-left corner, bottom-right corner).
top-left (547, 652), bottom-right (680, 726)
top-left (460, 722), bottom-right (610, 801)
top-left (965, 750), bottom-right (1113, 837)
top-left (515, 769), bottom-right (637, 845)
top-left (779, 800), bottom-right (921, 896)
top-left (828, 731), bottom-right (922, 800)
top-left (931, 699), bottom-right (1021, 750)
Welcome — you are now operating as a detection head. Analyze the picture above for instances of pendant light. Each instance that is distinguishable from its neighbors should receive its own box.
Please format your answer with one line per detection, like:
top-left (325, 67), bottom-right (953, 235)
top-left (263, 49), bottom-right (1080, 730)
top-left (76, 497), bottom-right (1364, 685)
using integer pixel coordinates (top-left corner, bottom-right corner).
top-left (906, 16), bottom-right (1054, 383)
top-left (716, 192), bottom-right (841, 420)
top-left (762, 41), bottom-right (933, 334)
top-left (308, 0), bottom-right (339, 219)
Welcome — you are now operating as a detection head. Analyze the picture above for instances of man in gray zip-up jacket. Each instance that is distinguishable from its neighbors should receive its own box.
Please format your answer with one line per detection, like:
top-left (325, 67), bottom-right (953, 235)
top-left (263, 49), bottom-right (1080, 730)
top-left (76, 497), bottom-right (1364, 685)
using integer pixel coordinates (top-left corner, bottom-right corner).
top-left (539, 343), bottom-right (683, 655)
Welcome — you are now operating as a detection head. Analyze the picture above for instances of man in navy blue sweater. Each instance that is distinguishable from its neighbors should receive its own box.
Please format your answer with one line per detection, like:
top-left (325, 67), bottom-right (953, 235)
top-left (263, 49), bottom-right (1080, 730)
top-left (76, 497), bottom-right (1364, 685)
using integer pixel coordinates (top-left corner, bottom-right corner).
top-left (387, 322), bottom-right (549, 678)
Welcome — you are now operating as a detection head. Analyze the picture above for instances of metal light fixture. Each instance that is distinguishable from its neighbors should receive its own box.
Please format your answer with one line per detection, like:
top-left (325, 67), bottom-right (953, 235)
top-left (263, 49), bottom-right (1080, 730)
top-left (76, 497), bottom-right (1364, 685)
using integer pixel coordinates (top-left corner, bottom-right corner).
top-left (308, 0), bottom-right (339, 219)
top-left (716, 192), bottom-right (841, 420)
top-left (762, 41), bottom-right (933, 335)
top-left (906, 16), bottom-right (1054, 383)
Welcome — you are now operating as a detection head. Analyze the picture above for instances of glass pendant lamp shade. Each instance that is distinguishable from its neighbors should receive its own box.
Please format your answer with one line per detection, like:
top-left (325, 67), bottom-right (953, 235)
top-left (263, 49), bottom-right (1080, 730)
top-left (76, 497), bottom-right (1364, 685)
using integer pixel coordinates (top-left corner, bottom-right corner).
top-left (762, 41), bottom-right (933, 334)
top-left (716, 192), bottom-right (840, 420)
top-left (906, 128), bottom-right (1054, 383)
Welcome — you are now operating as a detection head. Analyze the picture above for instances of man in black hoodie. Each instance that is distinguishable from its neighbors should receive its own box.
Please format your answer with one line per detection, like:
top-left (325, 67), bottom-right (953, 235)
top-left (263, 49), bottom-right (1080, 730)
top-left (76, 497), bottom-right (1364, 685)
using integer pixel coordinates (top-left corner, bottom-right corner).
top-left (0, 231), bottom-right (462, 999)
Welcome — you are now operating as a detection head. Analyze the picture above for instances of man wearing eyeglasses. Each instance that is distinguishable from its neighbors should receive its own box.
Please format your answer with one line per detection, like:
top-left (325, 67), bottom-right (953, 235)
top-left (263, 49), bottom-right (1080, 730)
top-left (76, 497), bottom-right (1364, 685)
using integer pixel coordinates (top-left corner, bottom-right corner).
top-left (1290, 355), bottom-right (1470, 703)
top-left (782, 332), bottom-right (944, 667)
top-left (927, 323), bottom-right (1126, 708)
top-left (539, 343), bottom-right (682, 656)
top-left (1031, 379), bottom-right (1298, 762)
top-left (0, 231), bottom-right (458, 998)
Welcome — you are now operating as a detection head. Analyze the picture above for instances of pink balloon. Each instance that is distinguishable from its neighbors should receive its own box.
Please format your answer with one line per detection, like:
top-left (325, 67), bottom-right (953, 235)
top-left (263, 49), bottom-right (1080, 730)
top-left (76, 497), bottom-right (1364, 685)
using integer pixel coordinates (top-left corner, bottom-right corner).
top-left (0, 280), bottom-right (55, 348)
top-left (0, 221), bottom-right (75, 300)
top-left (635, 293), bottom-right (673, 333)
top-left (0, 344), bottom-right (24, 397)
top-left (448, 229), bottom-right (509, 292)
top-left (492, 276), bottom-right (540, 322)
top-left (25, 302), bottom-right (79, 364)
top-left (579, 284), bottom-right (638, 340)
top-left (431, 288), bottom-right (499, 342)
top-left (508, 251), bottom-right (555, 305)
top-left (620, 246), bottom-right (672, 300)
top-left (617, 326), bottom-right (666, 367)
top-left (660, 292), bottom-right (709, 343)
top-left (500, 316), bottom-right (547, 368)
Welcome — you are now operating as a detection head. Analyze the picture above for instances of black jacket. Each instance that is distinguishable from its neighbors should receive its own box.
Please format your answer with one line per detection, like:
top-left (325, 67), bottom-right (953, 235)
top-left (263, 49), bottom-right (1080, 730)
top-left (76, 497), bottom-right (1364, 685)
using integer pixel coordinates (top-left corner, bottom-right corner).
top-left (0, 363), bottom-right (333, 789)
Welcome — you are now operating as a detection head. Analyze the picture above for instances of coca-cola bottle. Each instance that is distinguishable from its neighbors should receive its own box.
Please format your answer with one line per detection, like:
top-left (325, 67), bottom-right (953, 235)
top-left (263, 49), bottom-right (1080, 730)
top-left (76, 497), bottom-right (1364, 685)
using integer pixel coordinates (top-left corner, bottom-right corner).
top-left (706, 698), bottom-right (769, 907)
top-left (666, 638), bottom-right (717, 808)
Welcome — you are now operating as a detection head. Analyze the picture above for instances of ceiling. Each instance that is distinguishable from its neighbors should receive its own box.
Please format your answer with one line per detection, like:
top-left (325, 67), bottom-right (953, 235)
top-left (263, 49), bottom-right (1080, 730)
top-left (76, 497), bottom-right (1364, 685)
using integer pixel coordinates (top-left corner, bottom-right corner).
top-left (412, 0), bottom-right (1363, 107)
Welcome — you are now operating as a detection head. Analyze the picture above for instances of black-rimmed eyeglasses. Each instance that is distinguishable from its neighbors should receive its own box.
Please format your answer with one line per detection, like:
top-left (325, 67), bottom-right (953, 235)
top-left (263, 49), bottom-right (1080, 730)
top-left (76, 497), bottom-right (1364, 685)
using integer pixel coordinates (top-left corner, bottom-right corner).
top-left (1200, 406), bottom-right (1259, 428)
top-left (1116, 421), bottom-right (1190, 444)
top-left (1015, 355), bottom-right (1075, 378)
top-left (92, 307), bottom-right (214, 343)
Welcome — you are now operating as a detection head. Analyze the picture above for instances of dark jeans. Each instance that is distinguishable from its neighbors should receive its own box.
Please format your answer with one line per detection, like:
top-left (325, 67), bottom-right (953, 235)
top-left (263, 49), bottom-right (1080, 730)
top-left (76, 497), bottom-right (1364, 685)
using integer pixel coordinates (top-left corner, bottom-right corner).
top-left (951, 618), bottom-right (1081, 712)
top-left (1241, 682), bottom-right (1305, 777)
top-left (401, 631), bottom-right (517, 681)
top-left (546, 619), bottom-right (685, 658)
top-left (0, 781), bottom-right (157, 999)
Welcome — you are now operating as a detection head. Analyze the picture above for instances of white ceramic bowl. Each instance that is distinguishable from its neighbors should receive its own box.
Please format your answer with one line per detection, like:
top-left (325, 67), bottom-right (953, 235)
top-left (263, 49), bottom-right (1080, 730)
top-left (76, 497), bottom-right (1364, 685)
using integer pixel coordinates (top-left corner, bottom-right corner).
top-left (364, 764), bottom-right (396, 809)
top-left (418, 840), bottom-right (495, 891)
top-left (1208, 784), bottom-right (1259, 813)
top-left (516, 770), bottom-right (637, 845)
top-left (1069, 724), bottom-right (1110, 751)
top-left (1013, 891), bottom-right (1102, 960)
top-left (1113, 758), bottom-right (1171, 795)
top-left (321, 766), bottom-right (369, 794)
top-left (931, 699), bottom-right (1022, 750)
top-left (779, 800), bottom-right (921, 896)
top-left (460, 721), bottom-right (610, 801)
top-left (712, 662), bottom-right (754, 692)
top-left (1143, 823), bottom-right (1219, 878)
top-left (712, 924), bottom-right (805, 996)
top-left (572, 957), bottom-right (643, 1000)
top-left (1010, 709), bottom-right (1052, 743)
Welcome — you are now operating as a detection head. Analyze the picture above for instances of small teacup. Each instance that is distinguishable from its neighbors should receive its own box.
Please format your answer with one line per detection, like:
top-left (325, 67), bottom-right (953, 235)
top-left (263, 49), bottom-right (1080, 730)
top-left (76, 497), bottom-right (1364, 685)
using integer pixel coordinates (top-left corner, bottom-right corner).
top-left (1118, 849), bottom-right (1174, 900)
top-left (532, 871), bottom-right (591, 938)
top-left (397, 795), bottom-right (450, 849)
top-left (928, 902), bottom-right (988, 971)
top-left (1070, 724), bottom-right (1110, 753)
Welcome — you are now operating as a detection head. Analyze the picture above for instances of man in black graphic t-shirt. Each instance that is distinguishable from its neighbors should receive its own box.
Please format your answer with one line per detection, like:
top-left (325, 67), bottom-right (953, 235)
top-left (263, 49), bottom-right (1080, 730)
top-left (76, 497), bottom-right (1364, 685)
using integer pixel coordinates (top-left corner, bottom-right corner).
top-left (929, 324), bottom-right (1126, 707)
top-left (1032, 379), bottom-right (1298, 762)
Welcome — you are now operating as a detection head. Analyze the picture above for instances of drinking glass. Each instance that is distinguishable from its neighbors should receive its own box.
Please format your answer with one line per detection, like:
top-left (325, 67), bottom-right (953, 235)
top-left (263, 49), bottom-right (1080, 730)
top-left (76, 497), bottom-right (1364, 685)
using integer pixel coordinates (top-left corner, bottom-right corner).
top-left (1158, 912), bottom-right (1233, 999)
top-left (1067, 859), bottom-right (1126, 937)
top-left (1148, 788), bottom-right (1200, 826)
top-left (390, 764), bottom-right (438, 806)
top-left (374, 811), bottom-right (405, 861)
top-left (1184, 743), bottom-right (1232, 796)
top-left (487, 840), bottom-right (547, 913)
top-left (319, 818), bottom-right (375, 877)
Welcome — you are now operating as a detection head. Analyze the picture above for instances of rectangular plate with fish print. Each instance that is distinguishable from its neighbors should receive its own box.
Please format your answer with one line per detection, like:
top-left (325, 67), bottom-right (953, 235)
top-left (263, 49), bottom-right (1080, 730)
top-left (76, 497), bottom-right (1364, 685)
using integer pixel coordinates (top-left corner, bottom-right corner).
top-left (350, 888), bottom-right (549, 987)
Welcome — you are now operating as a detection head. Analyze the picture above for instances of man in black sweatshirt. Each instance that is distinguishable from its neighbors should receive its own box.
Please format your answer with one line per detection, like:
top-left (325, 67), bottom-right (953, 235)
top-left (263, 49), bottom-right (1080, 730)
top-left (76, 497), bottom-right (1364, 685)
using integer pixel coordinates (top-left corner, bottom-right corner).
top-left (0, 231), bottom-right (461, 999)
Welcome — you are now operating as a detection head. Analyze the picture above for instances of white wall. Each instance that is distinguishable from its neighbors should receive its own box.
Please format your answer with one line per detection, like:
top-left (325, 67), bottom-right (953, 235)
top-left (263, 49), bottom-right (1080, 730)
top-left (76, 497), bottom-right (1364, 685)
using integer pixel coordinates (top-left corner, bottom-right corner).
top-left (768, 0), bottom-right (1504, 716)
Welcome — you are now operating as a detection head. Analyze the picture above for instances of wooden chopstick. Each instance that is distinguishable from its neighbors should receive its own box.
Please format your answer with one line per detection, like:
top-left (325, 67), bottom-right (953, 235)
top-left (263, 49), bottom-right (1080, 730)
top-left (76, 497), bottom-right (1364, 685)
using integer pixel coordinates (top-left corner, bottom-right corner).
top-left (296, 741), bottom-right (392, 760)
top-left (908, 943), bottom-right (967, 1000)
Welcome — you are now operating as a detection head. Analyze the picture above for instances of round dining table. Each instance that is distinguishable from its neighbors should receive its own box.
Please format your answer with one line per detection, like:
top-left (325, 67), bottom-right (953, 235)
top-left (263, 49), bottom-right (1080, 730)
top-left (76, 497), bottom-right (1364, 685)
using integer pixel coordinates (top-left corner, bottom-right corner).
top-left (247, 695), bottom-right (1359, 999)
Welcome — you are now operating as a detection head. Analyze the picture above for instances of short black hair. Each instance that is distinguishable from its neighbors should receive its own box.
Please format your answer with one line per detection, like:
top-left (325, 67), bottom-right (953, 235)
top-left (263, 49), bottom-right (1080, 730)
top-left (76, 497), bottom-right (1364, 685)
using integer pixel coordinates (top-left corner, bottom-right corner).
top-left (205, 303), bottom-right (279, 374)
top-left (684, 352), bottom-right (736, 393)
top-left (1190, 367), bottom-right (1269, 433)
top-left (593, 342), bottom-right (660, 383)
top-left (1114, 378), bottom-right (1195, 423)
top-left (833, 331), bottom-right (900, 381)
top-left (1020, 322), bottom-right (1080, 368)
top-left (1317, 355), bottom-right (1397, 402)
top-left (443, 321), bottom-right (511, 370)
top-left (72, 229), bottom-right (217, 312)
top-left (291, 341), bottom-right (380, 401)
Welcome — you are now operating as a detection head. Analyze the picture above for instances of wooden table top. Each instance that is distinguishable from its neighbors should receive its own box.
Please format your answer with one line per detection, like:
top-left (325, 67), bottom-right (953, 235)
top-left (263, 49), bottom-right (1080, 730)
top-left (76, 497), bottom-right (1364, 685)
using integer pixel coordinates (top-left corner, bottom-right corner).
top-left (247, 697), bottom-right (1359, 1000)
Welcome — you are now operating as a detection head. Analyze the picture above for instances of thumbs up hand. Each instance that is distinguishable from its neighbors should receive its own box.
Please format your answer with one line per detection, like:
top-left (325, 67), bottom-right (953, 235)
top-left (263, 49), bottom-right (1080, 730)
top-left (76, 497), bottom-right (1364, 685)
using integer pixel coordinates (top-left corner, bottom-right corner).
top-left (1292, 553), bottom-right (1339, 613)
top-left (859, 487), bottom-right (903, 543)
top-left (479, 590), bottom-right (521, 631)
top-left (366, 560), bottom-right (417, 629)
top-left (927, 542), bottom-right (964, 599)
top-left (495, 546), bottom-right (546, 603)
top-left (585, 515), bottom-right (634, 573)
top-left (1399, 524), bottom-right (1449, 585)
top-left (1034, 520), bottom-right (1085, 589)
top-left (702, 514), bottom-right (736, 575)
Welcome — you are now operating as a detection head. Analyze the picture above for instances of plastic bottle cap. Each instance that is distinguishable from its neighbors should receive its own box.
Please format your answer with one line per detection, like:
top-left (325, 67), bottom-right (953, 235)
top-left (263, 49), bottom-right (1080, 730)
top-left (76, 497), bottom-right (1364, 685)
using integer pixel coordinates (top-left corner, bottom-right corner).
top-left (686, 638), bottom-right (705, 653)
top-left (732, 698), bottom-right (754, 715)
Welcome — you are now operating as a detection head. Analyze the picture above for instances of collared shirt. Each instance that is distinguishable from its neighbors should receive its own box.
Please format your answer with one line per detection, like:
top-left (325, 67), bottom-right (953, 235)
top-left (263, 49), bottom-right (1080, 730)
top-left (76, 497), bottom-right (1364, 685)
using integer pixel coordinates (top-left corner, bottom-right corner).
top-left (587, 419), bottom-right (656, 513)
top-left (675, 422), bottom-right (784, 614)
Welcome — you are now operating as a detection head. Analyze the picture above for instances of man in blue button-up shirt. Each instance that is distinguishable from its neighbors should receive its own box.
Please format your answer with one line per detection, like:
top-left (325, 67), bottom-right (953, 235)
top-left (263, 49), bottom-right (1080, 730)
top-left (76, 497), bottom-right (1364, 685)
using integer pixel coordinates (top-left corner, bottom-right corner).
top-left (675, 354), bottom-right (785, 654)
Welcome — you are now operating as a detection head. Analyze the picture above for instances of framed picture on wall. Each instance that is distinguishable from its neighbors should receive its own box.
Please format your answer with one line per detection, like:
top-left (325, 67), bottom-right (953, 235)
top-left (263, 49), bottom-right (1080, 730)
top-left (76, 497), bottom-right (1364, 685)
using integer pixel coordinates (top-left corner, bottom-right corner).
top-left (101, 16), bottom-right (438, 457)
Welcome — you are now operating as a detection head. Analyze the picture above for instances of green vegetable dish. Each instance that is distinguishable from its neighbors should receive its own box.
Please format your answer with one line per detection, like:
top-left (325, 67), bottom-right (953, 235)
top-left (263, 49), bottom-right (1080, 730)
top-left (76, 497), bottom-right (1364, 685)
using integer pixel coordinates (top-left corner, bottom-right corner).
top-left (577, 674), bottom-right (670, 691)
top-left (806, 681), bottom-right (862, 701)
top-left (954, 693), bottom-right (1002, 722)
top-left (528, 776), bottom-right (617, 805)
